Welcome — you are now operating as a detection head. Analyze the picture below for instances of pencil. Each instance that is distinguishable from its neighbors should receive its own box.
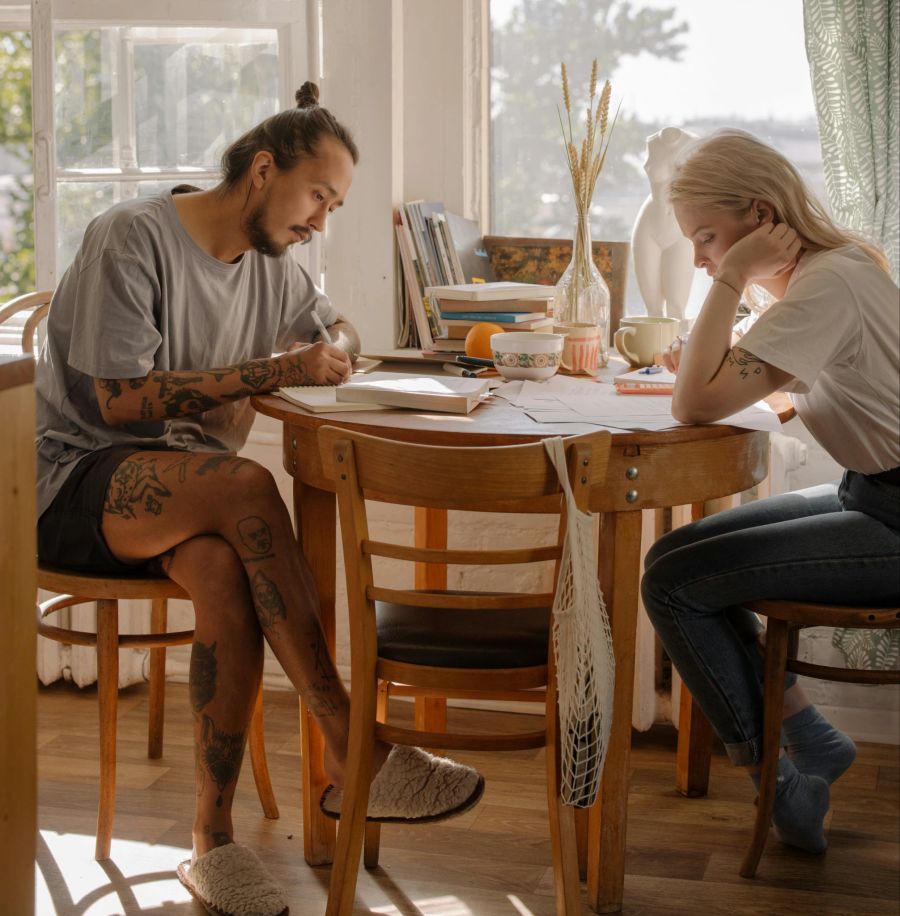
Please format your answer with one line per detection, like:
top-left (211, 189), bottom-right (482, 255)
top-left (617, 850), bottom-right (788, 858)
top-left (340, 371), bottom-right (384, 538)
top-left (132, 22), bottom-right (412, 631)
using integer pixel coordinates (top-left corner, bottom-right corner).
top-left (311, 311), bottom-right (334, 345)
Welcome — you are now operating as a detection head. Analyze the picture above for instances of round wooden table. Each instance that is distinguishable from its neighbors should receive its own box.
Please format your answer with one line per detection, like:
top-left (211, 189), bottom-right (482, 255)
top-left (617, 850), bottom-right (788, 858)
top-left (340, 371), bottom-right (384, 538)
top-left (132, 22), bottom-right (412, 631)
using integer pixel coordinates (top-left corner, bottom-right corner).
top-left (252, 391), bottom-right (772, 912)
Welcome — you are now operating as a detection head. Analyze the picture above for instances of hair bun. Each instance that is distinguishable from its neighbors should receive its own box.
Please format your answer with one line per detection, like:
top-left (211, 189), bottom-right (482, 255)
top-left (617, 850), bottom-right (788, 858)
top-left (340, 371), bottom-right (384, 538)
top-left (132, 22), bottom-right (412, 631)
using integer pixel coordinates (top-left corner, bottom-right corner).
top-left (295, 81), bottom-right (320, 109)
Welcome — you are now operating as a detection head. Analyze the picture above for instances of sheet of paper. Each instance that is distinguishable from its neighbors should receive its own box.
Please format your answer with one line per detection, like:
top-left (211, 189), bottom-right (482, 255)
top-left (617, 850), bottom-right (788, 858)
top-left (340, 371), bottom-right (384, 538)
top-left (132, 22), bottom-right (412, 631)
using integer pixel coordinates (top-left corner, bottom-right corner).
top-left (492, 370), bottom-right (782, 433)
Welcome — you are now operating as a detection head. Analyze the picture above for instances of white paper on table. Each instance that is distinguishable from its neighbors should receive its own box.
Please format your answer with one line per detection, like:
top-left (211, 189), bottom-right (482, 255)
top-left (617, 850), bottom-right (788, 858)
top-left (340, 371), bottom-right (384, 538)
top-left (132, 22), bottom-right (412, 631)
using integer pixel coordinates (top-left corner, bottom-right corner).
top-left (504, 376), bottom-right (596, 407)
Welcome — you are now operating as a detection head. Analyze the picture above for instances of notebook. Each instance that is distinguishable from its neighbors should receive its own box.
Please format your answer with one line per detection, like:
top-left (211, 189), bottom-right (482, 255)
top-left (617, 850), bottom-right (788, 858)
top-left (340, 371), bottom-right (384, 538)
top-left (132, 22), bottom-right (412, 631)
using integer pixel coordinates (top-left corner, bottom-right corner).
top-left (275, 387), bottom-right (389, 413)
top-left (335, 371), bottom-right (491, 414)
top-left (613, 366), bottom-right (676, 395)
top-left (426, 281), bottom-right (555, 302)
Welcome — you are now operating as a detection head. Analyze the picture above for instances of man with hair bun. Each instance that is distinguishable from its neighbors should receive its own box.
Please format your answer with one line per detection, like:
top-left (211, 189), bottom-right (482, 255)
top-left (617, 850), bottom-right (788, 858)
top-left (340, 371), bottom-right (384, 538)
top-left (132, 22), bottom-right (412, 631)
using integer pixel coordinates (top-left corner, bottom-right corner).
top-left (35, 83), bottom-right (483, 915)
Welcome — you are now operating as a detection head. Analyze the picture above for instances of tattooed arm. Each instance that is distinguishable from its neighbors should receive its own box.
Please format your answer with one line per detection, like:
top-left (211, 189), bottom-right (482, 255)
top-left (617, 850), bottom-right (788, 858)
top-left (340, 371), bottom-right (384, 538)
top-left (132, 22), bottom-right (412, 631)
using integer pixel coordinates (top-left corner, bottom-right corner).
top-left (671, 272), bottom-right (792, 424)
top-left (93, 343), bottom-right (351, 426)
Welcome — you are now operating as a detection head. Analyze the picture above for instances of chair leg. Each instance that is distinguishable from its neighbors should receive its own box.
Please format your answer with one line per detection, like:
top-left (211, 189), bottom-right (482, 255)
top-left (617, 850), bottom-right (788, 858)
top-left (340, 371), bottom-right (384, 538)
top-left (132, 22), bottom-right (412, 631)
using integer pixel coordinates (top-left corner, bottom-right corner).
top-left (95, 598), bottom-right (119, 861)
top-left (740, 618), bottom-right (790, 879)
top-left (363, 680), bottom-right (391, 869)
top-left (326, 674), bottom-right (379, 916)
top-left (248, 684), bottom-right (279, 820)
top-left (574, 807), bottom-right (589, 882)
top-left (675, 686), bottom-right (714, 798)
top-left (545, 654), bottom-right (581, 914)
top-left (147, 598), bottom-right (167, 759)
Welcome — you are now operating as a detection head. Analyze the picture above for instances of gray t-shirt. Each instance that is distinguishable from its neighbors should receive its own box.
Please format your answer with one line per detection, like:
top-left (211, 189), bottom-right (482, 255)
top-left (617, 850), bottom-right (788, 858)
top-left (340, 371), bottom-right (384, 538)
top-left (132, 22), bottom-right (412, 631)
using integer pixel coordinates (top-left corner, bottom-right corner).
top-left (35, 188), bottom-right (337, 517)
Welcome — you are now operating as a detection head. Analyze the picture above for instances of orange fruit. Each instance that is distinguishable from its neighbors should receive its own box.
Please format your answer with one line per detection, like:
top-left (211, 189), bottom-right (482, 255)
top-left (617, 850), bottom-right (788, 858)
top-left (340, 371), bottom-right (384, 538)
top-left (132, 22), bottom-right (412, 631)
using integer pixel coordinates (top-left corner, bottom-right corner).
top-left (464, 322), bottom-right (505, 359)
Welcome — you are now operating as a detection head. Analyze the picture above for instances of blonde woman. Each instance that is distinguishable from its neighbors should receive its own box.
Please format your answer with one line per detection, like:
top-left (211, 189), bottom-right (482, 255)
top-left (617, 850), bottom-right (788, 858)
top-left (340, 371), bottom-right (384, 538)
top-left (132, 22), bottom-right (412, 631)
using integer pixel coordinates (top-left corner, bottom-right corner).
top-left (642, 130), bottom-right (899, 854)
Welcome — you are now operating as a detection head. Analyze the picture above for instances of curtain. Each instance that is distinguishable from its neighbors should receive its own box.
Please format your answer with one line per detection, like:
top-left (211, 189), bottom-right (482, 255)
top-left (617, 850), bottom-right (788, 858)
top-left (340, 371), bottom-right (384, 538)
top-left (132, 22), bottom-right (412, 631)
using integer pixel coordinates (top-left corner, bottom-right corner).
top-left (804, 0), bottom-right (899, 279)
top-left (805, 0), bottom-right (900, 669)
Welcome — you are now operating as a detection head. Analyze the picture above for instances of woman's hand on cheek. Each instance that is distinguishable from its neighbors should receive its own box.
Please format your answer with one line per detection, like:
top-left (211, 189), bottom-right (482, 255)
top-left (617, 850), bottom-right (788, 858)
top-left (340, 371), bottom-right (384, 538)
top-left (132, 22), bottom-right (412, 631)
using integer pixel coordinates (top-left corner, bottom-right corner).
top-left (718, 222), bottom-right (803, 286)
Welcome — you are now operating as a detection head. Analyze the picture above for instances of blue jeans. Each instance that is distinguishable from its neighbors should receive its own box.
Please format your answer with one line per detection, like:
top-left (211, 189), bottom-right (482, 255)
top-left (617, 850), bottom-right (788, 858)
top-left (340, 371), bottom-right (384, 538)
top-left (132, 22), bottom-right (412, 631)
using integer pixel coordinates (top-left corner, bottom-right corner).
top-left (641, 471), bottom-right (900, 766)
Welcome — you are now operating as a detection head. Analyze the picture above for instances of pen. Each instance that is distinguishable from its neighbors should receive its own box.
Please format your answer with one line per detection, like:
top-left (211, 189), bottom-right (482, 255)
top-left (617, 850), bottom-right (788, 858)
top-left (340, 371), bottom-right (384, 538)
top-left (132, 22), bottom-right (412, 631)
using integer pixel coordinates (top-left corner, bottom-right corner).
top-left (443, 363), bottom-right (478, 377)
top-left (639, 366), bottom-right (663, 374)
top-left (456, 355), bottom-right (494, 367)
top-left (311, 311), bottom-right (334, 345)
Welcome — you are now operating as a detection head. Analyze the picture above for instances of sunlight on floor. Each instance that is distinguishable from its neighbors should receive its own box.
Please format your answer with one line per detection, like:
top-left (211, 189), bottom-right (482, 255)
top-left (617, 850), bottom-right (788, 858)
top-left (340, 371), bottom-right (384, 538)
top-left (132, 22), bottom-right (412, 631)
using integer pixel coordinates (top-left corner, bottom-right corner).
top-left (36, 830), bottom-right (192, 915)
top-left (507, 896), bottom-right (537, 916)
top-left (372, 897), bottom-right (473, 916)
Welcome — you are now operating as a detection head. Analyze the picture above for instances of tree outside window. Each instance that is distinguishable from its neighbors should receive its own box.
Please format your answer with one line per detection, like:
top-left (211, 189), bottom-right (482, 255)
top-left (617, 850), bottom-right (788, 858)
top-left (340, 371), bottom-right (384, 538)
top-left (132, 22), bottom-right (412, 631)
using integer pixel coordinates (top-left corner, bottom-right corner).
top-left (490, 0), bottom-right (825, 316)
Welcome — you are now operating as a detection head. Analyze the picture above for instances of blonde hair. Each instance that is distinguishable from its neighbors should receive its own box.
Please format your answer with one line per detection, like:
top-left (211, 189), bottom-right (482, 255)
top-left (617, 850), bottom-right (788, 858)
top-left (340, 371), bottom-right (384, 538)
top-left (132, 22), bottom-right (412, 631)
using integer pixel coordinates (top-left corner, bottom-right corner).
top-left (668, 129), bottom-right (890, 276)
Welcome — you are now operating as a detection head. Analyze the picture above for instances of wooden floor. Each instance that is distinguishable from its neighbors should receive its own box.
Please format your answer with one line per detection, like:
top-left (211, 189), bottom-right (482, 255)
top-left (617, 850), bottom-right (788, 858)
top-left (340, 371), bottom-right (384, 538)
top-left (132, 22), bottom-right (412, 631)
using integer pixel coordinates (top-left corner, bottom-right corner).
top-left (35, 681), bottom-right (899, 916)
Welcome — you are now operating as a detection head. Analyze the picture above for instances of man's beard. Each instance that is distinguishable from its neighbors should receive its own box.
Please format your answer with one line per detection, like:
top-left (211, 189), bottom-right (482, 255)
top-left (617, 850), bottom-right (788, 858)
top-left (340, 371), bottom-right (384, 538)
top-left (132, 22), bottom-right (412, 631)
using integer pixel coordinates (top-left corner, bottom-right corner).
top-left (244, 204), bottom-right (311, 258)
top-left (244, 204), bottom-right (285, 258)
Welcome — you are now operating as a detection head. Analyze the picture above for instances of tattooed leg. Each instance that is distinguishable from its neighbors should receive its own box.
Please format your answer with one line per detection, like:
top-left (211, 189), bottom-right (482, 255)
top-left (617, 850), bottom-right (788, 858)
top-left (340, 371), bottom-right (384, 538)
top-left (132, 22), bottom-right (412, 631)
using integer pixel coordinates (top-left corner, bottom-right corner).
top-left (101, 451), bottom-right (372, 786)
top-left (160, 535), bottom-right (264, 857)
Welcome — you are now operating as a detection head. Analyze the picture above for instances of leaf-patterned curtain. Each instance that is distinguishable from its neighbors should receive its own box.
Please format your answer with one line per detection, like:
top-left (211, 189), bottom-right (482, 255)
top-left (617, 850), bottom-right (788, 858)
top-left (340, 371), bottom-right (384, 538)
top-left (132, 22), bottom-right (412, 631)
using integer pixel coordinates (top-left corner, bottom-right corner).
top-left (805, 0), bottom-right (900, 671)
top-left (804, 0), bottom-right (899, 280)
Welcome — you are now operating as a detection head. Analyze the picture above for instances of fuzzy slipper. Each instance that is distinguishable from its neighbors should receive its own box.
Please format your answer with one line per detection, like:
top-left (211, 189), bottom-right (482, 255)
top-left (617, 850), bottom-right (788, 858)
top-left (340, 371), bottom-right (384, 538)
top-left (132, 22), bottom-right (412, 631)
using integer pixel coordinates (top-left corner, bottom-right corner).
top-left (320, 745), bottom-right (484, 824)
top-left (176, 843), bottom-right (289, 916)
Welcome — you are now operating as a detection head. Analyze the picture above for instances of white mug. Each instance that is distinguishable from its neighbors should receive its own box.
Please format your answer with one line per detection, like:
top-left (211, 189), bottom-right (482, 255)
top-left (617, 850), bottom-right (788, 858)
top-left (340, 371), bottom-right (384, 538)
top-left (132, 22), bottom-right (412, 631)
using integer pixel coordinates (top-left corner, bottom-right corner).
top-left (614, 316), bottom-right (680, 368)
top-left (553, 322), bottom-right (600, 375)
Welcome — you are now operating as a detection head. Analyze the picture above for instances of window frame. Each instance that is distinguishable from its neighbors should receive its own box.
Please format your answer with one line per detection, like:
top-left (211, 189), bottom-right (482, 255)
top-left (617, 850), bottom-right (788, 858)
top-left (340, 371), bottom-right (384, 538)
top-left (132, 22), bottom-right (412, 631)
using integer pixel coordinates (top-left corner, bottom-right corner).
top-left (1, 0), bottom-right (318, 291)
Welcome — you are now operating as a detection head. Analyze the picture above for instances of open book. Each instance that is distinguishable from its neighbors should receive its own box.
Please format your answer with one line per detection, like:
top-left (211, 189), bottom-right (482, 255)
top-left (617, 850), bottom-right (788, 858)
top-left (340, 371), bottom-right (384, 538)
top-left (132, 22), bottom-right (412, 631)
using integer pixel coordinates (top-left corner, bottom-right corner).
top-left (335, 371), bottom-right (490, 414)
top-left (276, 387), bottom-right (388, 413)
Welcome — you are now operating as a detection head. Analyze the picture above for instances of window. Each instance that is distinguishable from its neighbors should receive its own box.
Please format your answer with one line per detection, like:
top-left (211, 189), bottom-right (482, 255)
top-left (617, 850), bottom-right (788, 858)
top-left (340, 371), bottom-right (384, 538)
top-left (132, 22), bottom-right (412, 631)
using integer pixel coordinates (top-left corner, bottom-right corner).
top-left (53, 26), bottom-right (279, 269)
top-left (489, 0), bottom-right (825, 316)
top-left (0, 28), bottom-right (34, 300)
top-left (0, 1), bottom-right (312, 297)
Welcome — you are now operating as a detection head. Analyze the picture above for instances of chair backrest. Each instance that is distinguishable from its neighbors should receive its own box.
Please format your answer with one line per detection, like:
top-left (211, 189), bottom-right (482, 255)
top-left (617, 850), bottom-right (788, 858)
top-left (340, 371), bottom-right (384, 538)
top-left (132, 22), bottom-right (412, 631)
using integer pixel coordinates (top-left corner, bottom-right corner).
top-left (0, 290), bottom-right (52, 356)
top-left (318, 427), bottom-right (612, 617)
top-left (482, 235), bottom-right (629, 334)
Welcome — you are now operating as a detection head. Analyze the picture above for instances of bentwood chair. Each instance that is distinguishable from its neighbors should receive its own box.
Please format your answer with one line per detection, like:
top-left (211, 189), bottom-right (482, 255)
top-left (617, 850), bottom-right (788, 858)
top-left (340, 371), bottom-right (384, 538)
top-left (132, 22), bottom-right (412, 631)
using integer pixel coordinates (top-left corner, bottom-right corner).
top-left (318, 426), bottom-right (613, 916)
top-left (741, 598), bottom-right (900, 878)
top-left (3, 290), bottom-right (279, 860)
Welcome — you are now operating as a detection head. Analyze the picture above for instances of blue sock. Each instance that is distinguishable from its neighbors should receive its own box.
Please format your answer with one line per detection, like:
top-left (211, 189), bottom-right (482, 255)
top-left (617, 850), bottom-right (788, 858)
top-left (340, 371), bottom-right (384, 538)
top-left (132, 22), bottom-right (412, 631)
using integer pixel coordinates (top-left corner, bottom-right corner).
top-left (783, 705), bottom-right (856, 785)
top-left (752, 756), bottom-right (829, 854)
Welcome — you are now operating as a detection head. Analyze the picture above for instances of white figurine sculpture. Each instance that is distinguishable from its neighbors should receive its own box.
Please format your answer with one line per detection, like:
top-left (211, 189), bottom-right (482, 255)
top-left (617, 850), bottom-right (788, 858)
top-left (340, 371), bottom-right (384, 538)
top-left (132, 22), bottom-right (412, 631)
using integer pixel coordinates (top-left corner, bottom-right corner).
top-left (631, 126), bottom-right (698, 320)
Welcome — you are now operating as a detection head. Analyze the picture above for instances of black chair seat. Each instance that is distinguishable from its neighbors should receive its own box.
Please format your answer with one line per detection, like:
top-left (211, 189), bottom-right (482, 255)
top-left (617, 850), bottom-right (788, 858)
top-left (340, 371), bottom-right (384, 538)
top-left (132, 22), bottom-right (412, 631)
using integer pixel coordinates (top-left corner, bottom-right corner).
top-left (376, 593), bottom-right (550, 668)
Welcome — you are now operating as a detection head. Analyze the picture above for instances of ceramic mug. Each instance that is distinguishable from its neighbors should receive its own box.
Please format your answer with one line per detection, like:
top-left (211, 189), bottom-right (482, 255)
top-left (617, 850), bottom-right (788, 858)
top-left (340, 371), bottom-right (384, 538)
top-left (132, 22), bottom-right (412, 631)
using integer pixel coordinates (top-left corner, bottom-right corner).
top-left (614, 316), bottom-right (680, 368)
top-left (554, 322), bottom-right (600, 376)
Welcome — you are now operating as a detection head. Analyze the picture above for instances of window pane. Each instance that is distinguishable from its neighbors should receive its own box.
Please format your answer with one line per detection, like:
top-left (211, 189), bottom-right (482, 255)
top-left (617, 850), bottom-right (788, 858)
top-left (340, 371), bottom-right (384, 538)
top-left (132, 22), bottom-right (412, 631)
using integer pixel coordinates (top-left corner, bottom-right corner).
top-left (0, 30), bottom-right (35, 300)
top-left (55, 27), bottom-right (279, 170)
top-left (55, 29), bottom-right (115, 168)
top-left (133, 29), bottom-right (279, 169)
top-left (57, 178), bottom-right (218, 272)
top-left (490, 0), bottom-right (825, 316)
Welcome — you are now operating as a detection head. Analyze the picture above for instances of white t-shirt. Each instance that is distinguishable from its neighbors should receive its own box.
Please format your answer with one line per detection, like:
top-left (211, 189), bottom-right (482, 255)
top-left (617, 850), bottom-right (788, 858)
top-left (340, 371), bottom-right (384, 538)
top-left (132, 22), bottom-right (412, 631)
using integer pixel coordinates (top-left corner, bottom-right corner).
top-left (737, 246), bottom-right (899, 474)
top-left (35, 189), bottom-right (338, 517)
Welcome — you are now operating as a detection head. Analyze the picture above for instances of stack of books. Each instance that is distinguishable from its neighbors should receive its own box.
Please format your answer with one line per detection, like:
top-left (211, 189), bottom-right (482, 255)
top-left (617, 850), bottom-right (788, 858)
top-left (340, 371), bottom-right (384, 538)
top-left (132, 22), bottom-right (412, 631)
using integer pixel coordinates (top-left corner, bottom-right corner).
top-left (425, 281), bottom-right (555, 352)
top-left (394, 201), bottom-right (493, 351)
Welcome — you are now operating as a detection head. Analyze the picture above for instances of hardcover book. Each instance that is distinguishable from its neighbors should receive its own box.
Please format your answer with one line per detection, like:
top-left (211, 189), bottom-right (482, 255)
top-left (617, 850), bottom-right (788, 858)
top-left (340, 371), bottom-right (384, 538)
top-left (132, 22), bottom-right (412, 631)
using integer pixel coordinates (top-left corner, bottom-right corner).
top-left (335, 372), bottom-right (490, 414)
top-left (426, 281), bottom-right (555, 302)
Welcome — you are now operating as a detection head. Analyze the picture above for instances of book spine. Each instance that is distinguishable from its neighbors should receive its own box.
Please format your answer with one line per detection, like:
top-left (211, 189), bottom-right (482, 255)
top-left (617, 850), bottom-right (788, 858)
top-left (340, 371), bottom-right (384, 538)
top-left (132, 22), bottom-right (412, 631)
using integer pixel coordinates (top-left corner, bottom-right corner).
top-left (440, 313), bottom-right (547, 324)
top-left (395, 220), bottom-right (433, 349)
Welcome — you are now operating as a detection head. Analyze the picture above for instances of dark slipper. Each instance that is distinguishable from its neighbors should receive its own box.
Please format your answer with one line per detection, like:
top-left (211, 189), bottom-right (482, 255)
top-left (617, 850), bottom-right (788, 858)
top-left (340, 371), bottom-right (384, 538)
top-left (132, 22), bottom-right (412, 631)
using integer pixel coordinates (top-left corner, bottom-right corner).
top-left (320, 745), bottom-right (485, 824)
top-left (176, 843), bottom-right (289, 916)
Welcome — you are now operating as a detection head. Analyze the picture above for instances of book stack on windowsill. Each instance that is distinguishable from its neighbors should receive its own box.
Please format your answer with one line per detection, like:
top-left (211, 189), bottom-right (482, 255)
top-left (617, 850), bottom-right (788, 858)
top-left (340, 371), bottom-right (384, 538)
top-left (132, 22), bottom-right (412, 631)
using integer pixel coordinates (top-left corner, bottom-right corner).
top-left (426, 281), bottom-right (555, 352)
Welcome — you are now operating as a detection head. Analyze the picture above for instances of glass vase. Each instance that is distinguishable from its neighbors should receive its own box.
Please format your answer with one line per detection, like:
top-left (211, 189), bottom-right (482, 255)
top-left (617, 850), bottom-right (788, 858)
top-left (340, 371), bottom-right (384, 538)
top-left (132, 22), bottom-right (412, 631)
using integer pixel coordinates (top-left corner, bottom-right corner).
top-left (554, 212), bottom-right (611, 367)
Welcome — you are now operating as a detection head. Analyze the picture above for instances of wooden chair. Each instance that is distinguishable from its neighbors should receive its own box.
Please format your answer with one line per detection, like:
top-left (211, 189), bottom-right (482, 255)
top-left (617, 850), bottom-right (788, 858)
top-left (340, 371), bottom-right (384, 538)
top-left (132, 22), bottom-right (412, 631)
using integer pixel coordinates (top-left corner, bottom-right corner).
top-left (3, 290), bottom-right (279, 860)
top-left (741, 599), bottom-right (900, 878)
top-left (318, 426), bottom-right (613, 916)
top-left (482, 235), bottom-right (630, 334)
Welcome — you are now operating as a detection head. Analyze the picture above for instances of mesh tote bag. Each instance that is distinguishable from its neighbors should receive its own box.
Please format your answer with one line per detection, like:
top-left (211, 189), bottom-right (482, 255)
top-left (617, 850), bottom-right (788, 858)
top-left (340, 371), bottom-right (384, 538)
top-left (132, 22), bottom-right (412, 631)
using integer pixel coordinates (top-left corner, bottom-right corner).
top-left (544, 436), bottom-right (616, 807)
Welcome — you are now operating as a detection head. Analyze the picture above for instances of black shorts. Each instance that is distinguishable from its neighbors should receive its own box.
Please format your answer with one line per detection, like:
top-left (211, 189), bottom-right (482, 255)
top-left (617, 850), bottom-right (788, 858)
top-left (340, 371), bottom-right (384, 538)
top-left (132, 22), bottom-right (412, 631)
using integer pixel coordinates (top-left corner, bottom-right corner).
top-left (37, 445), bottom-right (177, 576)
